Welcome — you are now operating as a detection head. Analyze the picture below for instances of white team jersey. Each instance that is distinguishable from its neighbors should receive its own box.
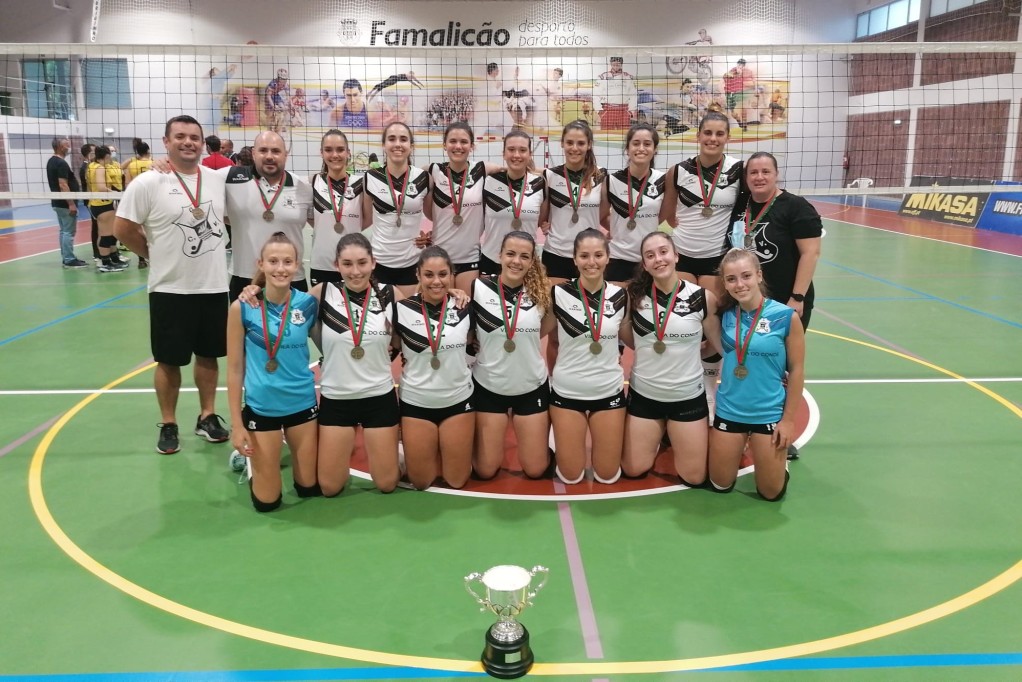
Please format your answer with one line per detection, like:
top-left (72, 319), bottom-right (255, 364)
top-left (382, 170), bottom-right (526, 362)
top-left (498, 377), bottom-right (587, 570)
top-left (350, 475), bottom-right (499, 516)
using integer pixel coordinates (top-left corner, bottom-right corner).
top-left (319, 282), bottom-right (395, 400)
top-left (480, 171), bottom-right (545, 263)
top-left (471, 277), bottom-right (548, 396)
top-left (605, 168), bottom-right (667, 262)
top-left (365, 166), bottom-right (429, 268)
top-left (394, 294), bottom-right (474, 408)
top-left (116, 167), bottom-right (229, 294)
top-left (222, 168), bottom-right (312, 280)
top-left (428, 161), bottom-right (486, 265)
top-left (543, 165), bottom-right (605, 258)
top-left (672, 154), bottom-right (743, 258)
top-left (629, 279), bottom-right (707, 401)
top-left (310, 173), bottom-right (365, 272)
top-left (551, 281), bottom-right (627, 400)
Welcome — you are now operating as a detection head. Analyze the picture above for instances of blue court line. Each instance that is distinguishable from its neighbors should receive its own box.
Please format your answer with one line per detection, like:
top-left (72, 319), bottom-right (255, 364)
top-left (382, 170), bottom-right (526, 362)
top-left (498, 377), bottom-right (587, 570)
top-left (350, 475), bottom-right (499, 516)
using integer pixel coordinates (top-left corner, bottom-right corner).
top-left (821, 259), bottom-right (1022, 330)
top-left (0, 286), bottom-right (146, 348)
top-left (0, 668), bottom-right (482, 681)
top-left (707, 652), bottom-right (1022, 672)
top-left (815, 296), bottom-right (928, 302)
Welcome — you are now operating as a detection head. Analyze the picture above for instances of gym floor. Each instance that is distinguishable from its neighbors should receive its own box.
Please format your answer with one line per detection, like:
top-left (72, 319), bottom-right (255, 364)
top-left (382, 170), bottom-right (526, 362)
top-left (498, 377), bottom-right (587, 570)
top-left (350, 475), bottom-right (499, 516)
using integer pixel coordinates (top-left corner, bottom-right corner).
top-left (0, 201), bottom-right (1020, 681)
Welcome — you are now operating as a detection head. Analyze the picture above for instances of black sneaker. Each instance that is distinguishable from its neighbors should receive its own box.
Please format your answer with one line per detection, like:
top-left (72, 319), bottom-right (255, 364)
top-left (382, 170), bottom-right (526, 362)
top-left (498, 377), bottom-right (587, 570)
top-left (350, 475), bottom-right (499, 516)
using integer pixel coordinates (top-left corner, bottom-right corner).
top-left (138, 257), bottom-right (149, 270)
top-left (157, 423), bottom-right (180, 455)
top-left (787, 444), bottom-right (800, 461)
top-left (62, 258), bottom-right (88, 269)
top-left (195, 413), bottom-right (230, 443)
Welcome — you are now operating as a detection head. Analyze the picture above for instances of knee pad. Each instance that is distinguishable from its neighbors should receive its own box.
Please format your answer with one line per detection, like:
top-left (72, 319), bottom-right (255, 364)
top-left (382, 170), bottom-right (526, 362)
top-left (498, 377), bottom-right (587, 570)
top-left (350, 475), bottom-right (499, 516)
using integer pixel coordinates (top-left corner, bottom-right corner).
top-left (555, 465), bottom-right (585, 485)
top-left (293, 481), bottom-right (322, 498)
top-left (593, 467), bottom-right (622, 485)
top-left (98, 235), bottom-right (118, 248)
top-left (708, 478), bottom-right (735, 494)
top-left (678, 475), bottom-right (706, 490)
top-left (250, 484), bottom-right (282, 512)
top-left (758, 471), bottom-right (790, 502)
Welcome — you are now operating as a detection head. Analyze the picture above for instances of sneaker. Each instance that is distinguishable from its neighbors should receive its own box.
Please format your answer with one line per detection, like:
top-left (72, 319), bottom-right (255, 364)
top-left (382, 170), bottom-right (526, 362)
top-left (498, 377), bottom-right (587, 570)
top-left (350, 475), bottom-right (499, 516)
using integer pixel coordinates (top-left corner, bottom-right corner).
top-left (62, 258), bottom-right (88, 269)
top-left (110, 255), bottom-right (130, 267)
top-left (157, 423), bottom-right (180, 454)
top-left (195, 413), bottom-right (230, 443)
top-left (117, 243), bottom-right (129, 252)
top-left (787, 444), bottom-right (800, 461)
top-left (138, 257), bottom-right (149, 270)
top-left (98, 261), bottom-right (128, 273)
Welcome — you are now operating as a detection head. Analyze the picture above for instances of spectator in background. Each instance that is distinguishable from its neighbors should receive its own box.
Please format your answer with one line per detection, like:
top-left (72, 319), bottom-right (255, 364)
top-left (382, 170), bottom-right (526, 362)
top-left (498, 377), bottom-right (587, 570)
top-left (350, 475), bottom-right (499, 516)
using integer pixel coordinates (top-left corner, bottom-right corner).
top-left (201, 135), bottom-right (235, 170)
top-left (47, 137), bottom-right (87, 268)
top-left (123, 138), bottom-right (153, 186)
top-left (222, 139), bottom-right (237, 162)
top-left (236, 145), bottom-right (254, 168)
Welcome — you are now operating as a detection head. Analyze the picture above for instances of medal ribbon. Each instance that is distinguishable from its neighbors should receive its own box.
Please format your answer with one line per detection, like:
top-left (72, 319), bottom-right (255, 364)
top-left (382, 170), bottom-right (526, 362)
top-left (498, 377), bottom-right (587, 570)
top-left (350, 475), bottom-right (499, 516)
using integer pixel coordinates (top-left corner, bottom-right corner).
top-left (342, 285), bottom-right (371, 350)
top-left (260, 290), bottom-right (292, 366)
top-left (627, 171), bottom-right (650, 221)
top-left (326, 174), bottom-right (347, 224)
top-left (172, 169), bottom-right (202, 212)
top-left (698, 158), bottom-right (724, 210)
top-left (506, 175), bottom-right (526, 222)
top-left (562, 167), bottom-right (582, 213)
top-left (445, 164), bottom-right (468, 219)
top-left (734, 301), bottom-right (765, 367)
top-left (258, 175), bottom-right (286, 215)
top-left (420, 296), bottom-right (449, 358)
top-left (386, 169), bottom-right (409, 222)
top-left (744, 191), bottom-right (779, 242)
top-left (575, 280), bottom-right (605, 344)
top-left (498, 280), bottom-right (523, 342)
top-left (651, 281), bottom-right (682, 343)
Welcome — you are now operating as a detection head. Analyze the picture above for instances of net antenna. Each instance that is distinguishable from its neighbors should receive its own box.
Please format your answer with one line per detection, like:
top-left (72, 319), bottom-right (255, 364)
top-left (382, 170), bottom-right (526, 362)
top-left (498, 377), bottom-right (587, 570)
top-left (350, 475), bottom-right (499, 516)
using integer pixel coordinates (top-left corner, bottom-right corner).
top-left (90, 0), bottom-right (103, 43)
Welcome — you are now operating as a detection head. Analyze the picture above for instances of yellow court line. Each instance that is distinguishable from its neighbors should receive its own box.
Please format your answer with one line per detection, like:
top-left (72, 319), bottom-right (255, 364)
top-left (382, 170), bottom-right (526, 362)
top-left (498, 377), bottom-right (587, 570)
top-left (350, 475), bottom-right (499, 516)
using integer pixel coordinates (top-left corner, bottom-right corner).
top-left (27, 331), bottom-right (1022, 675)
top-left (0, 219), bottom-right (49, 230)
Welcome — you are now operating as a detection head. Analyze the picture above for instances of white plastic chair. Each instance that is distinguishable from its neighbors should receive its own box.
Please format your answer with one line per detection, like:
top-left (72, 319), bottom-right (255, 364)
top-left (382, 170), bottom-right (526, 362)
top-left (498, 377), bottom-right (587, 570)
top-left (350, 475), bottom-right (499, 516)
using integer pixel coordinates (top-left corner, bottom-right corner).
top-left (846, 177), bottom-right (874, 207)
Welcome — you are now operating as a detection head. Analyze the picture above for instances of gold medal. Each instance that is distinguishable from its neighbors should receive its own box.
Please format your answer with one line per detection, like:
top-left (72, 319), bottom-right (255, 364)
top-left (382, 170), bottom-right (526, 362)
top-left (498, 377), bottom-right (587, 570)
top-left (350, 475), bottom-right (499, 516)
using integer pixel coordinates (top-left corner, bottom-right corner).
top-left (734, 364), bottom-right (749, 380)
top-left (265, 359), bottom-right (278, 372)
top-left (430, 356), bottom-right (441, 370)
top-left (511, 217), bottom-right (522, 229)
top-left (589, 341), bottom-right (602, 355)
top-left (503, 338), bottom-right (516, 353)
top-left (262, 210), bottom-right (274, 222)
top-left (191, 207), bottom-right (204, 219)
top-left (350, 346), bottom-right (365, 360)
top-left (744, 234), bottom-right (754, 249)
top-left (334, 221), bottom-right (344, 234)
top-left (653, 340), bottom-right (666, 354)
top-left (571, 210), bottom-right (579, 224)
top-left (701, 206), bottom-right (713, 218)
top-left (626, 218), bottom-right (637, 230)
top-left (452, 213), bottom-right (464, 226)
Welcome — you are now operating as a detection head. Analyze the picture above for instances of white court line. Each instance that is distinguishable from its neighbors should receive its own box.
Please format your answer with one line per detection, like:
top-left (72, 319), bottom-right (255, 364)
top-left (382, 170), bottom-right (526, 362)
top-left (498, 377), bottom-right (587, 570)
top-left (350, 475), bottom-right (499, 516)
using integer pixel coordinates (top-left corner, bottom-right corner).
top-left (822, 215), bottom-right (1022, 259)
top-left (4, 377), bottom-right (1021, 397)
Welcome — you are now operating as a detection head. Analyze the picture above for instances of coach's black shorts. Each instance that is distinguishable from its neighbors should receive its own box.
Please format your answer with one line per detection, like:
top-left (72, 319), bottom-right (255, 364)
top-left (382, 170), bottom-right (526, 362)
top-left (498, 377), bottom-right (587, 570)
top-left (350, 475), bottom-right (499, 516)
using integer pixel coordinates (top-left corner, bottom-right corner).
top-left (149, 291), bottom-right (228, 366)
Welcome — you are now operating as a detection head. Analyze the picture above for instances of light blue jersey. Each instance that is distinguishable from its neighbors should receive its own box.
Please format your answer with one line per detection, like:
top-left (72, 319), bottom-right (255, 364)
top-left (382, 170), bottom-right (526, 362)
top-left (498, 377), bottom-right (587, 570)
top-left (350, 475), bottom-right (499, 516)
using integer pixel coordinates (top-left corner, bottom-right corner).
top-left (241, 288), bottom-right (318, 417)
top-left (717, 298), bottom-right (793, 424)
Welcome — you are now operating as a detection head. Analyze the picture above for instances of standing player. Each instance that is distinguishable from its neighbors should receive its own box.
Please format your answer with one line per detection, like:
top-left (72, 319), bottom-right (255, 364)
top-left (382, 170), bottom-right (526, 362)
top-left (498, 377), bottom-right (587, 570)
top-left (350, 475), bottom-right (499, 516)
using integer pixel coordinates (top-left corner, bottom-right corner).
top-left (620, 231), bottom-right (720, 487)
top-left (227, 232), bottom-right (320, 512)
top-left (114, 115), bottom-right (232, 455)
top-left (309, 129), bottom-right (364, 287)
top-left (479, 131), bottom-right (547, 277)
top-left (549, 229), bottom-right (628, 485)
top-left (362, 122), bottom-right (430, 297)
top-left (708, 248), bottom-right (804, 501)
top-left (601, 124), bottom-right (666, 285)
top-left (88, 146), bottom-right (130, 272)
top-left (223, 130), bottom-right (312, 301)
top-left (393, 246), bottom-right (475, 490)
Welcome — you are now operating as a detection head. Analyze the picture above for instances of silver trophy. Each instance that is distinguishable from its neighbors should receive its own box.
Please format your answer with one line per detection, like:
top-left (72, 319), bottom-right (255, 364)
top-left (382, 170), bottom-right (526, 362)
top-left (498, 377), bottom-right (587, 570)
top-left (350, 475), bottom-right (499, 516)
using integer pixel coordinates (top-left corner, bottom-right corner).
top-left (465, 564), bottom-right (549, 679)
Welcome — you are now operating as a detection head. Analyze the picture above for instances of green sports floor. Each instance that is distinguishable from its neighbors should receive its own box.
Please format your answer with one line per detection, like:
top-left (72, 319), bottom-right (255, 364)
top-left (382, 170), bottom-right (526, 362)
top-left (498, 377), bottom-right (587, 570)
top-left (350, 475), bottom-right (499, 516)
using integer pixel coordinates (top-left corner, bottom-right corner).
top-left (0, 203), bottom-right (1020, 681)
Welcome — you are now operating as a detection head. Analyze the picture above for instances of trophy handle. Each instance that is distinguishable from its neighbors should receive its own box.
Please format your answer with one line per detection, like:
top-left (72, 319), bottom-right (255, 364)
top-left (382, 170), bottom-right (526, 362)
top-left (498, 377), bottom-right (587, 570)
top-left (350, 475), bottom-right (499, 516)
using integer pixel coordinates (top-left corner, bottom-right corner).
top-left (525, 565), bottom-right (550, 604)
top-left (464, 571), bottom-right (489, 611)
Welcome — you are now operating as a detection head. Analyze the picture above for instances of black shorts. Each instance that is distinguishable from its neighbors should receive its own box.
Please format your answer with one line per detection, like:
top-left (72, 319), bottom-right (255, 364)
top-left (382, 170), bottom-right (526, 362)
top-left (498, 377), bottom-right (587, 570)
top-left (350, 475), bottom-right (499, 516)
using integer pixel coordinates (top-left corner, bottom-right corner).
top-left (373, 262), bottom-right (417, 286)
top-left (713, 415), bottom-right (777, 436)
top-left (230, 275), bottom-right (309, 302)
top-left (541, 251), bottom-right (578, 280)
top-left (242, 403), bottom-right (319, 432)
top-left (676, 253), bottom-right (724, 278)
top-left (149, 292), bottom-right (229, 366)
top-left (473, 380), bottom-right (549, 416)
top-left (478, 254), bottom-right (501, 277)
top-left (319, 389), bottom-right (400, 429)
top-left (549, 388), bottom-right (626, 414)
top-left (454, 261), bottom-right (479, 275)
top-left (606, 258), bottom-right (640, 282)
top-left (310, 268), bottom-right (342, 287)
top-left (626, 388), bottom-right (708, 423)
top-left (89, 203), bottom-right (115, 218)
top-left (400, 397), bottom-right (474, 426)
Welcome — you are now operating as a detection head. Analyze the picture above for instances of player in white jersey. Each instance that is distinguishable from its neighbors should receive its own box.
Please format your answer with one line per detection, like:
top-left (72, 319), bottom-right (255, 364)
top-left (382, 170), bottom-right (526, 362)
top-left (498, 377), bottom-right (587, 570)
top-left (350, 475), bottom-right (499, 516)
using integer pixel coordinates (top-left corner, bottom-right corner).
top-left (309, 129), bottom-right (364, 287)
top-left (620, 232), bottom-right (721, 488)
top-left (549, 229), bottom-right (628, 485)
top-left (472, 231), bottom-right (556, 480)
top-left (541, 120), bottom-right (606, 284)
top-left (479, 131), bottom-right (547, 276)
top-left (223, 130), bottom-right (312, 301)
top-left (115, 115), bottom-right (232, 456)
top-left (362, 122), bottom-right (430, 296)
top-left (393, 246), bottom-right (475, 490)
top-left (601, 124), bottom-right (667, 284)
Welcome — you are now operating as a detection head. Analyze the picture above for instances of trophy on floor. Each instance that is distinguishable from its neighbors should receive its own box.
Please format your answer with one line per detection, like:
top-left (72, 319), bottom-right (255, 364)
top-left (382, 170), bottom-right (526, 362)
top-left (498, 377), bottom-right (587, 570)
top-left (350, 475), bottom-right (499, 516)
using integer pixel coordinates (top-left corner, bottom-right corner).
top-left (465, 564), bottom-right (549, 679)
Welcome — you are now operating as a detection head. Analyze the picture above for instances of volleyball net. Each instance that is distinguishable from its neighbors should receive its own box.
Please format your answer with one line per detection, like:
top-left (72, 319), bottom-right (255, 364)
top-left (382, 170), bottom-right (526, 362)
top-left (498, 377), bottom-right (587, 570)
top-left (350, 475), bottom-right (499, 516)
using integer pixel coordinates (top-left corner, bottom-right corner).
top-left (2, 40), bottom-right (1021, 211)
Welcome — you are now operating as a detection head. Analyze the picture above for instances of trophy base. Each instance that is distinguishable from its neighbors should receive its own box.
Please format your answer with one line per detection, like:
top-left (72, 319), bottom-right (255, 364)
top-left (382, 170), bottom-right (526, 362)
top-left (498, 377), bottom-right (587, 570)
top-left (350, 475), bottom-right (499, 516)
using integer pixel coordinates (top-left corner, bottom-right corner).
top-left (481, 623), bottom-right (534, 679)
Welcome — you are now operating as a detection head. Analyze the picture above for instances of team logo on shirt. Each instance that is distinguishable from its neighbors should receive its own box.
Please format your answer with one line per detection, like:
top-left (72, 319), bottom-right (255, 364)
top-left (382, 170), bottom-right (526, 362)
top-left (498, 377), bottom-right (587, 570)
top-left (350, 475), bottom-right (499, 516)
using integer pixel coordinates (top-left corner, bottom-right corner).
top-left (406, 183), bottom-right (419, 198)
top-left (756, 318), bottom-right (771, 334)
top-left (291, 309), bottom-right (306, 325)
top-left (174, 205), bottom-right (224, 257)
top-left (672, 299), bottom-right (690, 315)
top-left (646, 184), bottom-right (659, 198)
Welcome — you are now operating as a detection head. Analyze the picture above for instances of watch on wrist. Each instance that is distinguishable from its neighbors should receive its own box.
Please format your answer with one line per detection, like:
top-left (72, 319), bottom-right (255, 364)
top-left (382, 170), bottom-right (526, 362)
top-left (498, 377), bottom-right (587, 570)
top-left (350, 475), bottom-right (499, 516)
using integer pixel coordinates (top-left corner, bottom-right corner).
top-left (790, 293), bottom-right (805, 303)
